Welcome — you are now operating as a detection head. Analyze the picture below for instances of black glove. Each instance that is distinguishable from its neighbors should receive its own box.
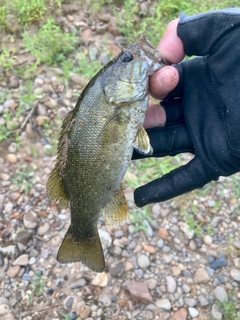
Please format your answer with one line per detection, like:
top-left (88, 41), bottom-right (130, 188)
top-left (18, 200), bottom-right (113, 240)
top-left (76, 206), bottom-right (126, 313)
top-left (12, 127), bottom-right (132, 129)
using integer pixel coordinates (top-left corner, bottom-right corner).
top-left (133, 9), bottom-right (240, 207)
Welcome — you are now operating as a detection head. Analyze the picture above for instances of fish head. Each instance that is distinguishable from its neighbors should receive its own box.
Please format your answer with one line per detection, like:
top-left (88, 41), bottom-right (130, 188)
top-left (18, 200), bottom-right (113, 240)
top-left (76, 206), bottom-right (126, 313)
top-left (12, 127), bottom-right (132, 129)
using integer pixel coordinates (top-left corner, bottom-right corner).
top-left (104, 36), bottom-right (168, 104)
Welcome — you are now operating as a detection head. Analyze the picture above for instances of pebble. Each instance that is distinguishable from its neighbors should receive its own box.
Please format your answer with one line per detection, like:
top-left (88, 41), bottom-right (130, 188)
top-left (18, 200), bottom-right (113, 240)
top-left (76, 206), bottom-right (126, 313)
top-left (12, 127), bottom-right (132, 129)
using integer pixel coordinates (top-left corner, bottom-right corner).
top-left (143, 244), bottom-right (155, 254)
top-left (122, 281), bottom-right (153, 303)
top-left (213, 286), bottom-right (228, 303)
top-left (211, 304), bottom-right (223, 320)
top-left (157, 239), bottom-right (164, 248)
top-left (0, 304), bottom-right (9, 315)
top-left (6, 154), bottom-right (17, 163)
top-left (172, 266), bottom-right (181, 276)
top-left (158, 228), bottom-right (169, 239)
top-left (143, 220), bottom-right (153, 237)
top-left (210, 256), bottom-right (227, 270)
top-left (8, 142), bottom-right (17, 153)
top-left (23, 212), bottom-right (38, 229)
top-left (38, 222), bottom-right (50, 235)
top-left (137, 254), bottom-right (150, 269)
top-left (166, 276), bottom-right (176, 293)
top-left (109, 261), bottom-right (125, 278)
top-left (173, 308), bottom-right (188, 320)
top-left (51, 236), bottom-right (62, 247)
top-left (155, 298), bottom-right (171, 311)
top-left (99, 294), bottom-right (111, 307)
top-left (13, 254), bottom-right (29, 266)
top-left (188, 307), bottom-right (199, 318)
top-left (147, 278), bottom-right (158, 290)
top-left (184, 298), bottom-right (196, 307)
top-left (98, 229), bottom-right (112, 248)
top-left (193, 268), bottom-right (210, 283)
top-left (182, 284), bottom-right (191, 293)
top-left (203, 235), bottom-right (213, 245)
top-left (198, 295), bottom-right (209, 307)
top-left (64, 296), bottom-right (76, 309)
top-left (7, 266), bottom-right (21, 278)
top-left (230, 268), bottom-right (240, 282)
top-left (233, 240), bottom-right (240, 249)
top-left (70, 279), bottom-right (86, 289)
top-left (92, 272), bottom-right (108, 287)
top-left (79, 305), bottom-right (91, 319)
top-left (234, 258), bottom-right (240, 269)
top-left (179, 222), bottom-right (194, 239)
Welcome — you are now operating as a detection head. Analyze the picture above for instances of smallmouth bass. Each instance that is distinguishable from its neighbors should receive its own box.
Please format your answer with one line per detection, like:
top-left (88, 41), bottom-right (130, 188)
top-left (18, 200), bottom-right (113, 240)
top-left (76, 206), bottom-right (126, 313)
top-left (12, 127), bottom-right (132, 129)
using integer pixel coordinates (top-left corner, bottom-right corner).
top-left (47, 37), bottom-right (168, 272)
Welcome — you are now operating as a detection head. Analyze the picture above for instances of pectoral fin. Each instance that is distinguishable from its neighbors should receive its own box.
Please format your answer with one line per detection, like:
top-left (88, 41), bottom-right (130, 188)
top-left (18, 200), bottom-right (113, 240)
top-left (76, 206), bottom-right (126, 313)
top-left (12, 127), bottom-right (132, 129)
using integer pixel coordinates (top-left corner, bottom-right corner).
top-left (104, 187), bottom-right (128, 226)
top-left (133, 126), bottom-right (153, 155)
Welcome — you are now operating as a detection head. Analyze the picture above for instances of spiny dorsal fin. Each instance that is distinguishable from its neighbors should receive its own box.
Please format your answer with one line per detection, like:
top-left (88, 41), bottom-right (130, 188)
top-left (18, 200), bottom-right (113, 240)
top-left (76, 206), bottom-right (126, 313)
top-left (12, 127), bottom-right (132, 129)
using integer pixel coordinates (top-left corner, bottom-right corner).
top-left (47, 109), bottom-right (74, 208)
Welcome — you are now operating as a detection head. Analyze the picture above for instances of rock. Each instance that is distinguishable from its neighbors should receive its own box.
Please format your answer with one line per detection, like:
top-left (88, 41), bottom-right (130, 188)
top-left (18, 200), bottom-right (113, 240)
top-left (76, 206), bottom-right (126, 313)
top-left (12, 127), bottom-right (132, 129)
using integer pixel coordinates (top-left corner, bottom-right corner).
top-left (182, 284), bottom-right (191, 293)
top-left (158, 228), bottom-right (169, 239)
top-left (98, 229), bottom-right (112, 249)
top-left (6, 154), bottom-right (17, 163)
top-left (81, 29), bottom-right (93, 44)
top-left (70, 279), bottom-right (86, 289)
top-left (122, 281), bottom-right (153, 303)
top-left (13, 254), bottom-right (29, 266)
top-left (51, 236), bottom-right (62, 247)
top-left (179, 222), bottom-right (194, 239)
top-left (230, 268), bottom-right (240, 282)
top-left (99, 294), bottom-right (111, 307)
top-left (213, 286), bottom-right (228, 303)
top-left (193, 268), bottom-right (210, 284)
top-left (188, 307), bottom-right (199, 318)
top-left (109, 261), bottom-right (125, 278)
top-left (23, 212), bottom-right (38, 229)
top-left (233, 240), bottom-right (240, 249)
top-left (9, 76), bottom-right (19, 88)
top-left (234, 258), bottom-right (240, 269)
top-left (203, 235), bottom-right (213, 245)
top-left (64, 296), bottom-right (76, 309)
top-left (198, 295), bottom-right (209, 307)
top-left (173, 308), bottom-right (188, 320)
top-left (79, 305), bottom-right (91, 319)
top-left (147, 278), bottom-right (158, 290)
top-left (143, 219), bottom-right (153, 237)
top-left (137, 254), bottom-right (150, 269)
top-left (157, 239), bottom-right (164, 248)
top-left (172, 266), bottom-right (181, 276)
top-left (210, 216), bottom-right (222, 227)
top-left (44, 97), bottom-right (57, 109)
top-left (211, 304), bottom-right (223, 320)
top-left (184, 298), bottom-right (196, 307)
top-left (8, 142), bottom-right (17, 153)
top-left (38, 222), bottom-right (50, 235)
top-left (210, 256), bottom-right (227, 270)
top-left (7, 265), bottom-right (20, 278)
top-left (92, 272), bottom-right (108, 287)
top-left (155, 298), bottom-right (171, 311)
top-left (0, 305), bottom-right (9, 315)
top-left (166, 276), bottom-right (176, 293)
top-left (143, 244), bottom-right (155, 254)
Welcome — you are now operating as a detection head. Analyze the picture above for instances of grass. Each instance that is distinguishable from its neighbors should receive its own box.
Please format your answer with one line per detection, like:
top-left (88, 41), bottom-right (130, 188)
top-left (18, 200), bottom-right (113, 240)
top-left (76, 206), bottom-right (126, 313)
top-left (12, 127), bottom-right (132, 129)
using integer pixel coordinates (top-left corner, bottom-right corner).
top-left (129, 206), bottom-right (154, 232)
top-left (218, 299), bottom-right (240, 320)
top-left (11, 164), bottom-right (35, 195)
top-left (29, 272), bottom-right (47, 303)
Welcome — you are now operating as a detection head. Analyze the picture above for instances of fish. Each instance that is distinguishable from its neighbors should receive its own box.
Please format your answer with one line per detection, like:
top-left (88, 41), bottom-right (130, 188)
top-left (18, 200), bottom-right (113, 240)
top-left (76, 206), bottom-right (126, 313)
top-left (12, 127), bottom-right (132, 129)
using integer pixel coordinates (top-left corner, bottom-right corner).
top-left (47, 37), bottom-right (168, 272)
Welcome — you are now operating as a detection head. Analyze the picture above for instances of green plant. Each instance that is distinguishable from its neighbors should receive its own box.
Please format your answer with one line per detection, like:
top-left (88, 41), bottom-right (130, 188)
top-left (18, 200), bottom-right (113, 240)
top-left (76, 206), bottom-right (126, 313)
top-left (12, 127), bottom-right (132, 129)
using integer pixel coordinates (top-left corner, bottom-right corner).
top-left (218, 299), bottom-right (240, 320)
top-left (185, 213), bottom-right (203, 238)
top-left (11, 165), bottom-right (35, 195)
top-left (12, 0), bottom-right (47, 25)
top-left (0, 48), bottom-right (15, 71)
top-left (29, 273), bottom-right (47, 303)
top-left (23, 19), bottom-right (76, 65)
top-left (129, 207), bottom-right (154, 232)
top-left (0, 5), bottom-right (6, 28)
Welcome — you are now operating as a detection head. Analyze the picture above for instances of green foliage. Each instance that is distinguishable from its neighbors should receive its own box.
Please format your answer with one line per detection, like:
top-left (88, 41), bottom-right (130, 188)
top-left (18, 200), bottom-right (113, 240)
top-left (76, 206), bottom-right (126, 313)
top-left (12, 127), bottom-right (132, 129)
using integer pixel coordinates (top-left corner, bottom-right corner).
top-left (218, 299), bottom-right (240, 320)
top-left (0, 48), bottom-right (15, 71)
top-left (29, 273), bottom-right (47, 302)
top-left (0, 5), bottom-right (7, 28)
top-left (129, 207), bottom-right (154, 232)
top-left (12, 0), bottom-right (46, 25)
top-left (23, 19), bottom-right (76, 65)
top-left (11, 165), bottom-right (35, 195)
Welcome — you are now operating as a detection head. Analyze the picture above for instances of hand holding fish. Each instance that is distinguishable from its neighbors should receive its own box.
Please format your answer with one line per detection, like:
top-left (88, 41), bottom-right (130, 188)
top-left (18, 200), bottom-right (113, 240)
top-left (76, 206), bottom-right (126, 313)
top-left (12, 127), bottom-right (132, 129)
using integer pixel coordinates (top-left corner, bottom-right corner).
top-left (133, 9), bottom-right (240, 206)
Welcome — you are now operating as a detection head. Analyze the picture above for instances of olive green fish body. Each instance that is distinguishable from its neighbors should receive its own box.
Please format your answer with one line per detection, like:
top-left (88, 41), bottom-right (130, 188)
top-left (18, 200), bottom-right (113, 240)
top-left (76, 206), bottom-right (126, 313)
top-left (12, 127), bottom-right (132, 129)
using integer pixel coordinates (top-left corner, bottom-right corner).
top-left (47, 37), bottom-right (167, 272)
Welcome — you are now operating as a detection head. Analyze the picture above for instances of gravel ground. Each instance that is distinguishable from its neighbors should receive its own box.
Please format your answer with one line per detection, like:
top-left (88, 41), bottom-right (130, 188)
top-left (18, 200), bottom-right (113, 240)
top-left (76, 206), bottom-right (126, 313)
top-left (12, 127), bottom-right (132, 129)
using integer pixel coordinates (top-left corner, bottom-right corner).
top-left (0, 2), bottom-right (240, 320)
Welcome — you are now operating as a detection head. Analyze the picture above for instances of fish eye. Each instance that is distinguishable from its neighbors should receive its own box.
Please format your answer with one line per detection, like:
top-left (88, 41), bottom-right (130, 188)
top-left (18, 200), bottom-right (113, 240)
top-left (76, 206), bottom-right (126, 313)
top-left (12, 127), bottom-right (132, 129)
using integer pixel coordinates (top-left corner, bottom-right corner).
top-left (121, 52), bottom-right (133, 62)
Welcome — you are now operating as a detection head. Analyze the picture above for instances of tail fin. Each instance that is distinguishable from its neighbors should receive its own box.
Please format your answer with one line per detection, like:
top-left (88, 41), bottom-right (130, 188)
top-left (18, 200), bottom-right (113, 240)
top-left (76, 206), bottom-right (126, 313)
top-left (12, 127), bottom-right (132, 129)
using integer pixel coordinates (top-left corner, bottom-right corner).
top-left (57, 226), bottom-right (105, 272)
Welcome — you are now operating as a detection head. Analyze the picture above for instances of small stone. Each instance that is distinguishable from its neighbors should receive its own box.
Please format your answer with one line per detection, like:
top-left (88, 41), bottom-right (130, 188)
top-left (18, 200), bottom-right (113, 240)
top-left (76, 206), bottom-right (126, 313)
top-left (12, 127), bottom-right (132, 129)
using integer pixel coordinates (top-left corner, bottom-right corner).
top-left (122, 281), bottom-right (153, 303)
top-left (213, 286), bottom-right (228, 303)
top-left (157, 239), bottom-right (164, 248)
top-left (172, 266), bottom-right (181, 276)
top-left (188, 307), bottom-right (199, 318)
top-left (155, 298), bottom-right (171, 311)
top-left (7, 265), bottom-right (20, 278)
top-left (38, 222), bottom-right (50, 235)
top-left (0, 304), bottom-right (9, 315)
top-left (147, 278), bottom-right (157, 290)
top-left (182, 284), bottom-right (191, 293)
top-left (158, 228), bottom-right (169, 240)
top-left (98, 229), bottom-right (112, 249)
top-left (8, 142), bottom-right (17, 153)
top-left (143, 219), bottom-right (153, 237)
top-left (194, 268), bottom-right (210, 284)
top-left (166, 276), bottom-right (176, 293)
top-left (51, 236), bottom-right (62, 247)
top-left (79, 305), bottom-right (91, 319)
top-left (6, 154), bottom-right (17, 163)
top-left (143, 244), bottom-right (155, 254)
top-left (179, 222), bottom-right (194, 239)
top-left (233, 258), bottom-right (240, 269)
top-left (23, 212), bottom-right (38, 229)
top-left (22, 273), bottom-right (31, 281)
top-left (64, 296), bottom-right (76, 309)
top-left (173, 308), bottom-right (188, 320)
top-left (13, 254), bottom-right (29, 266)
top-left (211, 304), bottom-right (223, 320)
top-left (203, 235), bottom-right (212, 245)
top-left (44, 97), bottom-right (57, 109)
top-left (233, 240), bottom-right (240, 249)
top-left (9, 76), bottom-right (20, 88)
top-left (198, 295), bottom-right (209, 307)
top-left (99, 294), bottom-right (111, 307)
top-left (184, 298), bottom-right (196, 307)
top-left (137, 254), bottom-right (150, 269)
top-left (210, 256), bottom-right (227, 270)
top-left (210, 216), bottom-right (222, 227)
top-left (70, 279), bottom-right (86, 289)
top-left (230, 268), bottom-right (240, 282)
top-left (92, 272), bottom-right (108, 287)
top-left (109, 261), bottom-right (125, 278)
top-left (183, 270), bottom-right (192, 278)
top-left (189, 240), bottom-right (196, 251)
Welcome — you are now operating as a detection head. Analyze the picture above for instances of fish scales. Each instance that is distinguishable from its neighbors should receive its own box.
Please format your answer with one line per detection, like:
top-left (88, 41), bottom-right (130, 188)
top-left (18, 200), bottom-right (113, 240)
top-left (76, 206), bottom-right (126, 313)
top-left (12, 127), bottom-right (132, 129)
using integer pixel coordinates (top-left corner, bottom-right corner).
top-left (47, 37), bottom-right (168, 272)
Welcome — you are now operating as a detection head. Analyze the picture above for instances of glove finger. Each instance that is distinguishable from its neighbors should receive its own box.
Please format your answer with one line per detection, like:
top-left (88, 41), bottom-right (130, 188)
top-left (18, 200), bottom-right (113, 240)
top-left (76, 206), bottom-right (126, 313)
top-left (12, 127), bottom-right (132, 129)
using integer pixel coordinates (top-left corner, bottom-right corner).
top-left (161, 97), bottom-right (185, 126)
top-left (134, 157), bottom-right (213, 207)
top-left (132, 124), bottom-right (193, 160)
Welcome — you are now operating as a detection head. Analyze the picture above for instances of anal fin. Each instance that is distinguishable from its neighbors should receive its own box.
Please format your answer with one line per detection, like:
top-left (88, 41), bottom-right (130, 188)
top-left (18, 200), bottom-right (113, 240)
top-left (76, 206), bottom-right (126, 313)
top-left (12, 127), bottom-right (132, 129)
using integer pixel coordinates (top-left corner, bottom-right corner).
top-left (133, 126), bottom-right (153, 155)
top-left (104, 186), bottom-right (128, 226)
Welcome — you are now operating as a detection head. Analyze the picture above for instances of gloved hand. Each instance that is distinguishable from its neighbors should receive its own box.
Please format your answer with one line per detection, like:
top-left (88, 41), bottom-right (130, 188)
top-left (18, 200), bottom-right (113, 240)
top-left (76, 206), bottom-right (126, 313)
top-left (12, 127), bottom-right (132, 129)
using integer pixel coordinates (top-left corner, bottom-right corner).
top-left (133, 9), bottom-right (240, 207)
